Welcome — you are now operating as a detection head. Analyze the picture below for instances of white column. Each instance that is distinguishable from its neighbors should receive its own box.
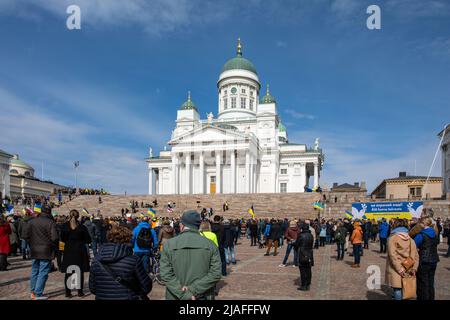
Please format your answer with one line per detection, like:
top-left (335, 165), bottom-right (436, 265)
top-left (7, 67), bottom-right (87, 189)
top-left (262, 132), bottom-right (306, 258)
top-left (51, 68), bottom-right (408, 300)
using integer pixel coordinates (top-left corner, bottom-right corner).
top-left (313, 161), bottom-right (319, 188)
top-left (148, 168), bottom-right (154, 195)
top-left (158, 169), bottom-right (163, 194)
top-left (300, 163), bottom-right (306, 192)
top-left (199, 152), bottom-right (204, 194)
top-left (216, 151), bottom-right (222, 194)
top-left (250, 154), bottom-right (254, 193)
top-left (172, 155), bottom-right (180, 195)
top-left (245, 150), bottom-right (250, 193)
top-left (185, 153), bottom-right (191, 194)
top-left (231, 150), bottom-right (236, 193)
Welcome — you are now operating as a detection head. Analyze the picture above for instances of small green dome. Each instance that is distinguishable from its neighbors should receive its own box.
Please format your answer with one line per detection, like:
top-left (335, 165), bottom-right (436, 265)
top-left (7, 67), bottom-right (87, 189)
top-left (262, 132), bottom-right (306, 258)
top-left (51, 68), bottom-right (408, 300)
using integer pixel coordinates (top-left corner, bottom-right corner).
top-left (180, 91), bottom-right (197, 111)
top-left (278, 123), bottom-right (286, 133)
top-left (221, 38), bottom-right (257, 74)
top-left (260, 84), bottom-right (276, 104)
top-left (11, 154), bottom-right (33, 170)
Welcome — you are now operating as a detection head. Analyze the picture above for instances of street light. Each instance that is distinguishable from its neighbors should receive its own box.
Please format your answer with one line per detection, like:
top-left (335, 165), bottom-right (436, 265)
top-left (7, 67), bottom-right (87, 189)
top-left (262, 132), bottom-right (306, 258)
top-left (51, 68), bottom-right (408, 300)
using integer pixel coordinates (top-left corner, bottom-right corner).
top-left (74, 161), bottom-right (80, 193)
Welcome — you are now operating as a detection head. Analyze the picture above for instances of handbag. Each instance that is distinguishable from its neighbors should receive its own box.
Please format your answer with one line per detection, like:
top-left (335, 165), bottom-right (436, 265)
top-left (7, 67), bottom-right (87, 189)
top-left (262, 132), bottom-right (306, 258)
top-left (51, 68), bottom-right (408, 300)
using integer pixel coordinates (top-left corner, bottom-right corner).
top-left (99, 262), bottom-right (150, 300)
top-left (401, 239), bottom-right (415, 272)
top-left (401, 275), bottom-right (416, 300)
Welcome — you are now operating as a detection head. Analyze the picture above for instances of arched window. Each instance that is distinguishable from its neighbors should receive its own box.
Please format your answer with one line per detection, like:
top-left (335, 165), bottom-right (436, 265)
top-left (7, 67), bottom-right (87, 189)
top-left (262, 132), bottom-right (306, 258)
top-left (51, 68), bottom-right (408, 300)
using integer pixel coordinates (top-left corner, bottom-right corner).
top-left (10, 169), bottom-right (19, 175)
top-left (24, 171), bottom-right (31, 177)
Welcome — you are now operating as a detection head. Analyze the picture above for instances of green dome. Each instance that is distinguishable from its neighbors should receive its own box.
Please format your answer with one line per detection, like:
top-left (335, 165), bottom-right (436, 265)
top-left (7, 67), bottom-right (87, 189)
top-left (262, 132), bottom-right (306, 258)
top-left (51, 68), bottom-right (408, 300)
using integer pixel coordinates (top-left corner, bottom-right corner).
top-left (11, 154), bottom-right (34, 170)
top-left (278, 123), bottom-right (286, 133)
top-left (180, 91), bottom-right (197, 111)
top-left (221, 39), bottom-right (257, 74)
top-left (260, 84), bottom-right (276, 104)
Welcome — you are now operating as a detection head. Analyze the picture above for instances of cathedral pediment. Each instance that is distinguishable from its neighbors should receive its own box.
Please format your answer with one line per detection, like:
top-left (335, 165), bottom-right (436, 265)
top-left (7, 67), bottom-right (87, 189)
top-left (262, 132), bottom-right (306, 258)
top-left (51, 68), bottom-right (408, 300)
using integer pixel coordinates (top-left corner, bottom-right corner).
top-left (169, 124), bottom-right (247, 145)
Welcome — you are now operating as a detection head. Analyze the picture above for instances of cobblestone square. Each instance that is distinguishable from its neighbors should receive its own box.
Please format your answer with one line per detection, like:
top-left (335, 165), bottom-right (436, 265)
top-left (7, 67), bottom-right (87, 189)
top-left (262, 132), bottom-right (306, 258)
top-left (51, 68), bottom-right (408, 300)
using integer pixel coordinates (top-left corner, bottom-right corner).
top-left (1, 239), bottom-right (448, 300)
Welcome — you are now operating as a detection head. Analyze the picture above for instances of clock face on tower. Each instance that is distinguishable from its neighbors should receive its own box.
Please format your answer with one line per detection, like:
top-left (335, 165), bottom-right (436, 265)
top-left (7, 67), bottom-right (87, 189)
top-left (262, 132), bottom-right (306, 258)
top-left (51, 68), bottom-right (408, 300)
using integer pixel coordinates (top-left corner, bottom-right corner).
top-left (231, 87), bottom-right (237, 94)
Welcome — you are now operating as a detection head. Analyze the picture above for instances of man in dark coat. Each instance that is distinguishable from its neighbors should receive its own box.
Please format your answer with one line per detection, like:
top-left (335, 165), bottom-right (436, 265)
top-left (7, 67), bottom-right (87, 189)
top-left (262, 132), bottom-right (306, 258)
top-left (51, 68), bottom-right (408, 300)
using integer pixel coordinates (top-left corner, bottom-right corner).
top-left (265, 220), bottom-right (281, 256)
top-left (249, 220), bottom-right (258, 246)
top-left (294, 224), bottom-right (314, 291)
top-left (24, 205), bottom-right (58, 300)
top-left (210, 215), bottom-right (226, 276)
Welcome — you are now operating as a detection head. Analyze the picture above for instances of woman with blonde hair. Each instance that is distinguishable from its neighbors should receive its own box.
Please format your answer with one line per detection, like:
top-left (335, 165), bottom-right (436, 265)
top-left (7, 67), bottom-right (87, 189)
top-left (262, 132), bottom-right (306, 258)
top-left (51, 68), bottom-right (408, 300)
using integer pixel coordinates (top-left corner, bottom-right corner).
top-left (413, 217), bottom-right (440, 300)
top-left (200, 221), bottom-right (218, 247)
top-left (60, 209), bottom-right (91, 298)
top-left (386, 219), bottom-right (419, 300)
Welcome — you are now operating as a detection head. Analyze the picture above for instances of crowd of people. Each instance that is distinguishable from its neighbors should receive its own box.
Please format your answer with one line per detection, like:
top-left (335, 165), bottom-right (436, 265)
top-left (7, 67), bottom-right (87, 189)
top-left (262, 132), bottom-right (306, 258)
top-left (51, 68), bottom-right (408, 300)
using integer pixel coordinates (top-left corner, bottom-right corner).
top-left (0, 200), bottom-right (448, 300)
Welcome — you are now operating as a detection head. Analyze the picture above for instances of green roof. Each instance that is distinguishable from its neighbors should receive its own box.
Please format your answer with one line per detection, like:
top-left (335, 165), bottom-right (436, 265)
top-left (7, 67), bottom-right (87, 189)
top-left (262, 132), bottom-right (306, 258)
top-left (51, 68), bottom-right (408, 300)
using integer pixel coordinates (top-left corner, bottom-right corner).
top-left (221, 39), bottom-right (257, 74)
top-left (278, 122), bottom-right (286, 133)
top-left (180, 91), bottom-right (198, 111)
top-left (260, 84), bottom-right (276, 104)
top-left (11, 154), bottom-right (33, 170)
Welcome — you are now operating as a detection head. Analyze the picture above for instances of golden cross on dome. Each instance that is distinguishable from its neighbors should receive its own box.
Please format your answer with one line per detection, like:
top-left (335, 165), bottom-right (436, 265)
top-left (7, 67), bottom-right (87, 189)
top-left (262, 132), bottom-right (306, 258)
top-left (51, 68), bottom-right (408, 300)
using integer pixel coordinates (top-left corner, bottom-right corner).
top-left (237, 38), bottom-right (242, 56)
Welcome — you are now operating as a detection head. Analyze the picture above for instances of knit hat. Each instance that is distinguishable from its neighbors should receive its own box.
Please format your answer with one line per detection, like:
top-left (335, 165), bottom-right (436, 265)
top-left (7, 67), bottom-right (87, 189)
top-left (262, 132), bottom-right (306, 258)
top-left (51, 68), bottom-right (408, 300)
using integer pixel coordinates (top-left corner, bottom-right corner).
top-left (181, 210), bottom-right (201, 230)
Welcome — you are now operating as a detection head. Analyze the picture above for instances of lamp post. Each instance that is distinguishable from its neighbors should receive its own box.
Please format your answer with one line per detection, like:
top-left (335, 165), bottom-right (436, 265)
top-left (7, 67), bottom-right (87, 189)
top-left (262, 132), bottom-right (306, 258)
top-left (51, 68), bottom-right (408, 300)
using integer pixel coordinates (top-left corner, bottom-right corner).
top-left (74, 161), bottom-right (79, 193)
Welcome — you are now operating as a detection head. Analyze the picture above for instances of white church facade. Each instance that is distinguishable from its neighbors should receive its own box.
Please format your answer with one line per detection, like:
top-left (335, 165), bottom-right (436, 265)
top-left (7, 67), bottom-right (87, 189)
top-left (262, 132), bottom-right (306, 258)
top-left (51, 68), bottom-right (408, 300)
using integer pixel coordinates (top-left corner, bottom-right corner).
top-left (146, 40), bottom-right (324, 195)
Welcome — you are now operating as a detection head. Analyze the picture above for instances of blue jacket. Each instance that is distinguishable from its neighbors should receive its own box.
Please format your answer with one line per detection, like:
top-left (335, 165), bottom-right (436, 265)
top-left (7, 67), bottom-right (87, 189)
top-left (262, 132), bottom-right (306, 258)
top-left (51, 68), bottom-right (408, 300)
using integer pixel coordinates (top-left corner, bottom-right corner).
top-left (264, 224), bottom-right (271, 237)
top-left (413, 227), bottom-right (436, 248)
top-left (379, 222), bottom-right (390, 239)
top-left (131, 222), bottom-right (158, 253)
top-left (89, 243), bottom-right (152, 300)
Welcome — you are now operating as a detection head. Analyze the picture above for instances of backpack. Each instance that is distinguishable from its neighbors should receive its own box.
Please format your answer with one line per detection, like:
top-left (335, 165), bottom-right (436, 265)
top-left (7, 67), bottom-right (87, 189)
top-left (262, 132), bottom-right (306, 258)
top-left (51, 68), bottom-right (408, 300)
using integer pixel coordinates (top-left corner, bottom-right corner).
top-left (136, 227), bottom-right (153, 249)
top-left (335, 229), bottom-right (343, 241)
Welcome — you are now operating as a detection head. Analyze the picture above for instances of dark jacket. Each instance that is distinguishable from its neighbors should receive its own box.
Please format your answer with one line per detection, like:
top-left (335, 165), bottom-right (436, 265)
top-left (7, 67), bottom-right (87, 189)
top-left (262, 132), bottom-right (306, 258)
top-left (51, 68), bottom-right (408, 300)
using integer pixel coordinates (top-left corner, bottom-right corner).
top-left (211, 222), bottom-right (225, 249)
top-left (249, 222), bottom-right (258, 235)
top-left (268, 222), bottom-right (282, 240)
top-left (89, 243), bottom-right (152, 300)
top-left (93, 219), bottom-right (106, 243)
top-left (294, 228), bottom-right (314, 266)
top-left (60, 222), bottom-right (91, 273)
top-left (18, 216), bottom-right (32, 239)
top-left (414, 227), bottom-right (440, 264)
top-left (24, 213), bottom-right (58, 260)
top-left (222, 223), bottom-right (234, 248)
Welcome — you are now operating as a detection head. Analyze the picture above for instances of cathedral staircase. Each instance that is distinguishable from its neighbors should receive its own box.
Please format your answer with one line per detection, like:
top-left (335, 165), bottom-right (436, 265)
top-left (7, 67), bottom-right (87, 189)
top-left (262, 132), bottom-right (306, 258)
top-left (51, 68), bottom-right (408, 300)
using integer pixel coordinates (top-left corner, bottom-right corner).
top-left (50, 193), bottom-right (450, 219)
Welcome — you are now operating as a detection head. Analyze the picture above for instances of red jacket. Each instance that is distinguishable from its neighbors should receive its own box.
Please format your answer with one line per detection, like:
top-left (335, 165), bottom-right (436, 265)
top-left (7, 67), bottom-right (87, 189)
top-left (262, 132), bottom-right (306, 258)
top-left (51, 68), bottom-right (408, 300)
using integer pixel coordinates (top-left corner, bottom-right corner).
top-left (285, 226), bottom-right (299, 242)
top-left (0, 223), bottom-right (11, 254)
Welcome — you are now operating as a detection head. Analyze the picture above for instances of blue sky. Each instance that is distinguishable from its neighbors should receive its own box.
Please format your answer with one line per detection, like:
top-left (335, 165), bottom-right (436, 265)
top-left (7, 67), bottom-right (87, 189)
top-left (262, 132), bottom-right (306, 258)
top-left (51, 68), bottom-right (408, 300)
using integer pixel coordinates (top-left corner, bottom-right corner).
top-left (0, 0), bottom-right (449, 194)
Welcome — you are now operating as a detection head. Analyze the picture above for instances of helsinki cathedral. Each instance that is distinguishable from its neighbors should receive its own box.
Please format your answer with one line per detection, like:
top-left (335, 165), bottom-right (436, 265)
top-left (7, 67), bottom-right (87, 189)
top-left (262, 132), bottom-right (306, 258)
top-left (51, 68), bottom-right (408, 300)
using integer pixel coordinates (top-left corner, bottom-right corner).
top-left (147, 39), bottom-right (324, 195)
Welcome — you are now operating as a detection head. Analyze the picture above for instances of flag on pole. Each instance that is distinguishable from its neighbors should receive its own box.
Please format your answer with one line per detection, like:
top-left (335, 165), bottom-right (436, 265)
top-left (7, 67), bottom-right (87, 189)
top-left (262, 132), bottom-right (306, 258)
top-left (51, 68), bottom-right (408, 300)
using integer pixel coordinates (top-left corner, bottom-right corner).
top-left (82, 208), bottom-right (90, 217)
top-left (6, 205), bottom-right (14, 216)
top-left (248, 205), bottom-right (255, 219)
top-left (313, 201), bottom-right (324, 210)
top-left (345, 210), bottom-right (354, 219)
top-left (148, 208), bottom-right (156, 218)
top-left (33, 203), bottom-right (42, 214)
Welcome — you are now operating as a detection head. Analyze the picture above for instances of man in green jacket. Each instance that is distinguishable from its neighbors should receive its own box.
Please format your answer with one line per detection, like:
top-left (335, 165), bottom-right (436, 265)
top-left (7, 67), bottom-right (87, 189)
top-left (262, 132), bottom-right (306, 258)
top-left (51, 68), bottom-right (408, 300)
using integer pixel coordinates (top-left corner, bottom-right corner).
top-left (160, 210), bottom-right (222, 300)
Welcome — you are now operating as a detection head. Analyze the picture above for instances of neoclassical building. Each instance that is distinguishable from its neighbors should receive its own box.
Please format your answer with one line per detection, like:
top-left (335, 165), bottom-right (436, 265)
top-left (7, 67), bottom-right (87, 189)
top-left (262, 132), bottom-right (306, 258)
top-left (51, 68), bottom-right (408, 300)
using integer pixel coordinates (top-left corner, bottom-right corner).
top-left (147, 40), bottom-right (324, 195)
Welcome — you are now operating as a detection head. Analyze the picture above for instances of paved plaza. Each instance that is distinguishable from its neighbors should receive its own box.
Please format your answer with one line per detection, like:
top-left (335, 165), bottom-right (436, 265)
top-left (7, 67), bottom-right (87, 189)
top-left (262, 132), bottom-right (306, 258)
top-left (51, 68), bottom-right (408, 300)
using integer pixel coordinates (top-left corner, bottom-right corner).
top-left (0, 239), bottom-right (448, 300)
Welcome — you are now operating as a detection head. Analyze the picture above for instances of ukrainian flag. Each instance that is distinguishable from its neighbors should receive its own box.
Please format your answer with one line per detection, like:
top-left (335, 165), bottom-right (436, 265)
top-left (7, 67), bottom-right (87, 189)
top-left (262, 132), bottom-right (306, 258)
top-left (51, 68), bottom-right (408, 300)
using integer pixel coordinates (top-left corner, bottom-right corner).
top-left (248, 206), bottom-right (255, 219)
top-left (148, 208), bottom-right (156, 218)
top-left (345, 210), bottom-right (353, 219)
top-left (313, 202), bottom-right (324, 210)
top-left (34, 203), bottom-right (42, 214)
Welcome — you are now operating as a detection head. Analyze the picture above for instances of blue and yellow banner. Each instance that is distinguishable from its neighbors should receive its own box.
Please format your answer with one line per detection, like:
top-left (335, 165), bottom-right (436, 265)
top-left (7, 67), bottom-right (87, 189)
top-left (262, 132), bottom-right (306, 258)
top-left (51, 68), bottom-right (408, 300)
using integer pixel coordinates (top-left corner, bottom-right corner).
top-left (33, 203), bottom-right (42, 214)
top-left (148, 208), bottom-right (156, 218)
top-left (351, 201), bottom-right (423, 221)
top-left (313, 201), bottom-right (324, 210)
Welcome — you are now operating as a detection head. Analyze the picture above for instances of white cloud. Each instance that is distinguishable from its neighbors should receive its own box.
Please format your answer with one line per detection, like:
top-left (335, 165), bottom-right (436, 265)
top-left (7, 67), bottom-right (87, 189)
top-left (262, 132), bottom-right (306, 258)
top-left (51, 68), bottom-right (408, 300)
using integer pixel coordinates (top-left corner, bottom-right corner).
top-left (285, 109), bottom-right (315, 120)
top-left (0, 86), bottom-right (147, 194)
top-left (1, 0), bottom-right (232, 36)
top-left (289, 128), bottom-right (442, 193)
